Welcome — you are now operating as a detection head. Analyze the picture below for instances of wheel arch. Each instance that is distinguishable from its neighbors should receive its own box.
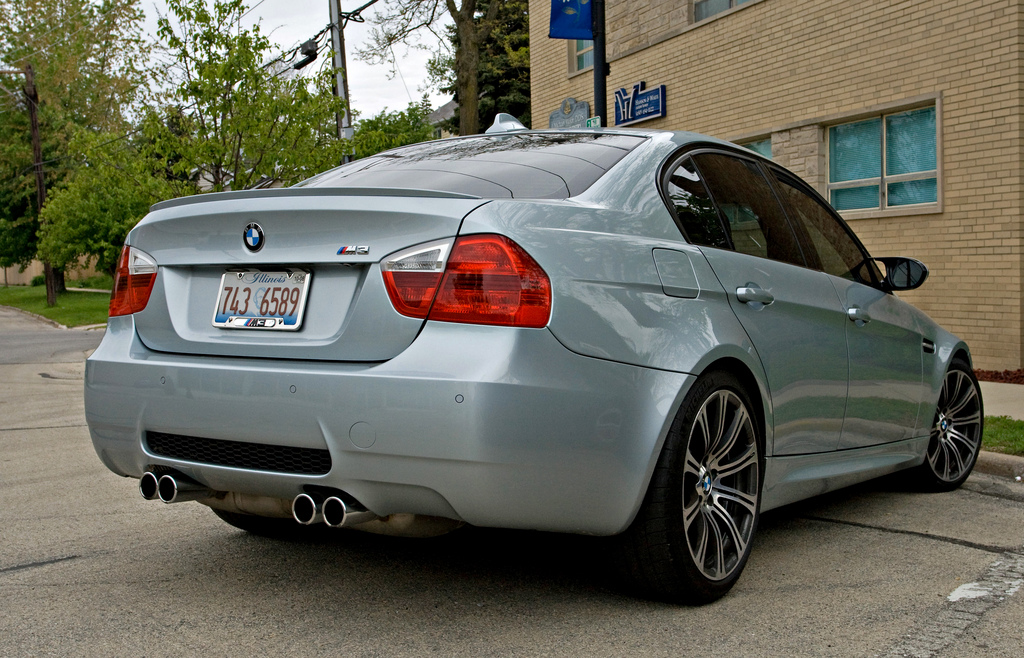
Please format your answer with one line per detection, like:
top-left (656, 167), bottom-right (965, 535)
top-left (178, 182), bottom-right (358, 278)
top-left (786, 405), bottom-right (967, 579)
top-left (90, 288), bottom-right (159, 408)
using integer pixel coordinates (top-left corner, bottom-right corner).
top-left (630, 351), bottom-right (771, 519)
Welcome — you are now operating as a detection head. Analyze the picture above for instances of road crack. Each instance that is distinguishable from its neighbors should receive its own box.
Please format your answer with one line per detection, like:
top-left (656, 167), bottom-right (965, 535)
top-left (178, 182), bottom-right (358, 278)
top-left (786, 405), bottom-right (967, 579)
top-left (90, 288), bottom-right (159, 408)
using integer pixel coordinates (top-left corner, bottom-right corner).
top-left (0, 555), bottom-right (80, 575)
top-left (802, 516), bottom-right (1014, 554)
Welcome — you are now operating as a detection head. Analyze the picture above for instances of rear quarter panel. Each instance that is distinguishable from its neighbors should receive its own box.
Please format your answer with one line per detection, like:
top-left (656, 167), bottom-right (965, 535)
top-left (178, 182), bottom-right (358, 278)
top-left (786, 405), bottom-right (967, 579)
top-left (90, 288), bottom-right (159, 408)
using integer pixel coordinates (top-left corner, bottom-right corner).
top-left (456, 139), bottom-right (774, 455)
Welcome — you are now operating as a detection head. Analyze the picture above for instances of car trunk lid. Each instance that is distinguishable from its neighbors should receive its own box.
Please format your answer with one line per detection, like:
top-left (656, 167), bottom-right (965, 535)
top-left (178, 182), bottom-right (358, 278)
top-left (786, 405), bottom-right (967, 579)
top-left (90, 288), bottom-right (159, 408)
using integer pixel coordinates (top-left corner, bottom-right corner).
top-left (129, 188), bottom-right (489, 362)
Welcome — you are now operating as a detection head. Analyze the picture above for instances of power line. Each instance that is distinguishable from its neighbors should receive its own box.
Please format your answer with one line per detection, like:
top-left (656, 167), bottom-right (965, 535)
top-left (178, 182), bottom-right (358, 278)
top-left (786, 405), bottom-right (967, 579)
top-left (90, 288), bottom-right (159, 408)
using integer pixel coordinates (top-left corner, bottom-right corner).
top-left (238, 0), bottom-right (270, 23)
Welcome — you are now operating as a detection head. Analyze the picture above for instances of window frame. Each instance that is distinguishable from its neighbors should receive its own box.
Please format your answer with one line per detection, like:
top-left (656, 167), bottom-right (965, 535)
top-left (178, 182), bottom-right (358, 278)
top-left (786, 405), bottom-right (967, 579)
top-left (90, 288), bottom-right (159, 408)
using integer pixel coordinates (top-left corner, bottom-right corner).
top-left (569, 39), bottom-right (594, 75)
top-left (694, 0), bottom-right (753, 23)
top-left (826, 103), bottom-right (942, 218)
top-left (740, 137), bottom-right (772, 160)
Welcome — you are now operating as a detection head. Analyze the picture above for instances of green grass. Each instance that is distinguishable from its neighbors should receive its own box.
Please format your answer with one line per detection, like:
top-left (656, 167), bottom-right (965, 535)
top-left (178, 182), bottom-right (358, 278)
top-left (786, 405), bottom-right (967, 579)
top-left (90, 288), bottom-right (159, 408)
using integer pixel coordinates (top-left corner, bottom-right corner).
top-left (67, 273), bottom-right (114, 290)
top-left (983, 415), bottom-right (1024, 457)
top-left (0, 285), bottom-right (110, 327)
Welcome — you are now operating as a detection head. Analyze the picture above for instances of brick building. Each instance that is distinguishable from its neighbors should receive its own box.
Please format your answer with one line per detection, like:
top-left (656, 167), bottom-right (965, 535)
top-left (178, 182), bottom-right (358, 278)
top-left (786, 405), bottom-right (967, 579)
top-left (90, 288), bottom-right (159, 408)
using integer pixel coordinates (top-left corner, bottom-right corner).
top-left (529, 0), bottom-right (1023, 370)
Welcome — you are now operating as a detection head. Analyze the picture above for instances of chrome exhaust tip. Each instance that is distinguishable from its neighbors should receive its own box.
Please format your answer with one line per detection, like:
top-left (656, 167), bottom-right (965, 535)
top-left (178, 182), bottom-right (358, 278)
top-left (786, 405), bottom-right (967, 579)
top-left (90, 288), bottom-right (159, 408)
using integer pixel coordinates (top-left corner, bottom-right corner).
top-left (139, 472), bottom-right (160, 500)
top-left (157, 474), bottom-right (213, 504)
top-left (291, 493), bottom-right (324, 525)
top-left (323, 496), bottom-right (377, 528)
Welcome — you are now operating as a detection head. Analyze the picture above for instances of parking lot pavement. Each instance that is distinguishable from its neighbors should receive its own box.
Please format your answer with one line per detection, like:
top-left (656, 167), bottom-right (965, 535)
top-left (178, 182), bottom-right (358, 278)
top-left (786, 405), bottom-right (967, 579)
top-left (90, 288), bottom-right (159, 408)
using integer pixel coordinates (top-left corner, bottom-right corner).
top-left (2, 308), bottom-right (1024, 656)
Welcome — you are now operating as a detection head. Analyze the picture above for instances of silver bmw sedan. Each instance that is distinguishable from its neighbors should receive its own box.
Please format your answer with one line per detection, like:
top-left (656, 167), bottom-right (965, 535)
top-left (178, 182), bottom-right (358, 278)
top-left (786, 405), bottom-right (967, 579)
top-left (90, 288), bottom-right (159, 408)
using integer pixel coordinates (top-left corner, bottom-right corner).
top-left (85, 125), bottom-right (983, 604)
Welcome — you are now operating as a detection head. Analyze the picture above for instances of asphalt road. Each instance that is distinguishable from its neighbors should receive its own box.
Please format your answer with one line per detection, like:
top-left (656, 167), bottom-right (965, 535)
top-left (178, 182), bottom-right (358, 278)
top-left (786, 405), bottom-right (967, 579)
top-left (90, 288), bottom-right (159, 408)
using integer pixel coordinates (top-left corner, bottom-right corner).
top-left (2, 306), bottom-right (1024, 657)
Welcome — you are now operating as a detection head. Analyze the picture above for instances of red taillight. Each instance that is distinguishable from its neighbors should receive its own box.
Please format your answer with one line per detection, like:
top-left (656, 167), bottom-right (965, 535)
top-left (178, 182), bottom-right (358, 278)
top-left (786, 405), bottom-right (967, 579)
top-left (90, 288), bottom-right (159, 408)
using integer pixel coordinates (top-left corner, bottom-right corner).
top-left (382, 271), bottom-right (442, 318)
top-left (381, 240), bottom-right (450, 319)
top-left (109, 245), bottom-right (158, 317)
top-left (381, 235), bottom-right (551, 328)
top-left (431, 235), bottom-right (551, 328)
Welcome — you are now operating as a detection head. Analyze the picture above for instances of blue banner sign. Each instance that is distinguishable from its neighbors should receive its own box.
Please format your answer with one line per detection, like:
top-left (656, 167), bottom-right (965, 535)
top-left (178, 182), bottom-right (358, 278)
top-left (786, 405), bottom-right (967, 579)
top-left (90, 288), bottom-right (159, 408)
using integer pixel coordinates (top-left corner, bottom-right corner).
top-left (614, 81), bottom-right (667, 126)
top-left (549, 0), bottom-right (593, 40)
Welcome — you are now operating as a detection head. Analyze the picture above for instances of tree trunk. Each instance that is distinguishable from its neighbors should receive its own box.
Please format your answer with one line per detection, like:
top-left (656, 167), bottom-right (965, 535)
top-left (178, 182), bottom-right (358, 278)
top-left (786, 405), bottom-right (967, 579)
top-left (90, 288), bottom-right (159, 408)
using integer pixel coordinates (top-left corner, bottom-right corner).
top-left (455, 36), bottom-right (481, 135)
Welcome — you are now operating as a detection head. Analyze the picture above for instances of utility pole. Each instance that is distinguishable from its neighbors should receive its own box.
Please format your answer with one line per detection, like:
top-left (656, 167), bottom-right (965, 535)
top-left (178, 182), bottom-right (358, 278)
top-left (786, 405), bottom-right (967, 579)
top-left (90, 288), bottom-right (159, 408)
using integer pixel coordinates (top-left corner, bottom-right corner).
top-left (592, 0), bottom-right (608, 127)
top-left (1, 64), bottom-right (59, 305)
top-left (328, 0), bottom-right (379, 164)
top-left (328, 0), bottom-right (353, 153)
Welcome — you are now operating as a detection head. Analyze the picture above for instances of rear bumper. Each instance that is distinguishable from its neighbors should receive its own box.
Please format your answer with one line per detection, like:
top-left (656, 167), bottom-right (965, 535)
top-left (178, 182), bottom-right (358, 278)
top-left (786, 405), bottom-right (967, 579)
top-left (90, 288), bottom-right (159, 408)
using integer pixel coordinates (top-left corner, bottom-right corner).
top-left (85, 316), bottom-right (691, 535)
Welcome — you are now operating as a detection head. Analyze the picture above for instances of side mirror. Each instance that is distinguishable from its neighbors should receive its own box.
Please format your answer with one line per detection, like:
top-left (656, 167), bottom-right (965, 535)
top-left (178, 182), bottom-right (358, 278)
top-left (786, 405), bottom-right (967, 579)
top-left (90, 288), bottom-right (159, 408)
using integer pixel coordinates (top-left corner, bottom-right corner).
top-left (875, 256), bottom-right (929, 291)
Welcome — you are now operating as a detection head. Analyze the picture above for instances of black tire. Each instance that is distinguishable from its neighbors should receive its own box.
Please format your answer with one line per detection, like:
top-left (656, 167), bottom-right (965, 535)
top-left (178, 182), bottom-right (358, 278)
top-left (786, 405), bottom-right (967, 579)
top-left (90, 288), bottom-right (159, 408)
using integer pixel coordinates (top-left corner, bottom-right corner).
top-left (615, 369), bottom-right (763, 604)
top-left (915, 357), bottom-right (984, 492)
top-left (211, 508), bottom-right (314, 539)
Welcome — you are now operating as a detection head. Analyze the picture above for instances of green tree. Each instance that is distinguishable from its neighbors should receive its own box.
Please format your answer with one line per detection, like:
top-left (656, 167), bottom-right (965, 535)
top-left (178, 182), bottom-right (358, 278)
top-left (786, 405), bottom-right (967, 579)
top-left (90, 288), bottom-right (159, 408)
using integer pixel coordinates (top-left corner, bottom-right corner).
top-left (357, 0), bottom-right (507, 137)
top-left (36, 130), bottom-right (174, 276)
top-left (0, 0), bottom-right (151, 295)
top-left (149, 0), bottom-right (350, 191)
top-left (352, 98), bottom-right (435, 159)
top-left (427, 0), bottom-right (529, 134)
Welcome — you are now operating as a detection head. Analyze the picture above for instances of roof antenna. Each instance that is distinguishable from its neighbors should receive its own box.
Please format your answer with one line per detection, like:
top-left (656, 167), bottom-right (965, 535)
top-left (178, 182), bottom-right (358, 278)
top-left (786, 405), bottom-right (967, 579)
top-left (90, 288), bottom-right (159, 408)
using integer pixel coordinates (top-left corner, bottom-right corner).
top-left (485, 113), bottom-right (527, 134)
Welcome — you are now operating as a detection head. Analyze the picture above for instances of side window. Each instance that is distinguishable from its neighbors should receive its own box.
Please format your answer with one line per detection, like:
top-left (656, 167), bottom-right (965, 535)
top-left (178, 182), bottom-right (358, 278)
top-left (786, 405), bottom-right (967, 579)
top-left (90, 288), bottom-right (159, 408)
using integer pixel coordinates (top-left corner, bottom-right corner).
top-left (691, 153), bottom-right (805, 267)
top-left (771, 170), bottom-right (873, 283)
top-left (664, 157), bottom-right (729, 249)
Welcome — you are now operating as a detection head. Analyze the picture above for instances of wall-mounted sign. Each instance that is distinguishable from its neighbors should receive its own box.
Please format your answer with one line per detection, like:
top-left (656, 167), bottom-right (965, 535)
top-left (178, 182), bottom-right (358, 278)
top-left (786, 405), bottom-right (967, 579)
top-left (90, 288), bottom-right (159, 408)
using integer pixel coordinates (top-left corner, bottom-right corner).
top-left (549, 97), bottom-right (592, 129)
top-left (614, 81), bottom-right (667, 127)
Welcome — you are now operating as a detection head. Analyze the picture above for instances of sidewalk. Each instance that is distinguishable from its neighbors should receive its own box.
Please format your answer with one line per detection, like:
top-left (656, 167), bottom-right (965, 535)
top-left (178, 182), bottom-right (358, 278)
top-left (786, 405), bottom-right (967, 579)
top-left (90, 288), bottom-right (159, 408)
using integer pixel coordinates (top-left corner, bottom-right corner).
top-left (977, 381), bottom-right (1024, 479)
top-left (979, 380), bottom-right (1024, 420)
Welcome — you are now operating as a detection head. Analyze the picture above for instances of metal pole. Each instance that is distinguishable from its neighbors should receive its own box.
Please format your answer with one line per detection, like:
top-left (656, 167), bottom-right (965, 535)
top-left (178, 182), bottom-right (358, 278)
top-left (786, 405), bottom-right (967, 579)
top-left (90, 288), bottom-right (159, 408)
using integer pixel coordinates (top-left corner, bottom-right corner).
top-left (329, 0), bottom-right (354, 162)
top-left (23, 64), bottom-right (57, 306)
top-left (592, 0), bottom-right (607, 127)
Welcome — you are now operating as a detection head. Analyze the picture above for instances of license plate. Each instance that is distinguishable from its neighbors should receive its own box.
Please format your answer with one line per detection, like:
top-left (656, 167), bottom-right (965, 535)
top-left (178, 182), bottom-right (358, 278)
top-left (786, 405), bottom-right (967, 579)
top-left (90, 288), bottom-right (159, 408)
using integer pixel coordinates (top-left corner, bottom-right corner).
top-left (212, 270), bottom-right (311, 330)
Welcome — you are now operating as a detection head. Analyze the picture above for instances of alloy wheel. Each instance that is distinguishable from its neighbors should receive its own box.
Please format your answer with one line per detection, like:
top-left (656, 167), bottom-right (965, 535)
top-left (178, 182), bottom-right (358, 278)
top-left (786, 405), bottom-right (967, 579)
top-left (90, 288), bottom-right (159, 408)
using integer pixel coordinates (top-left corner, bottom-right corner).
top-left (927, 368), bottom-right (982, 483)
top-left (682, 389), bottom-right (760, 581)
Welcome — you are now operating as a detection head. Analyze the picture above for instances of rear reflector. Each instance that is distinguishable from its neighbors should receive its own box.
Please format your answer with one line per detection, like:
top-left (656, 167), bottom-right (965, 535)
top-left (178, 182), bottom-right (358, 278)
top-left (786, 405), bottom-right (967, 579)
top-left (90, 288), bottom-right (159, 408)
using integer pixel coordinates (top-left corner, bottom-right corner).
top-left (429, 235), bottom-right (551, 328)
top-left (109, 245), bottom-right (158, 317)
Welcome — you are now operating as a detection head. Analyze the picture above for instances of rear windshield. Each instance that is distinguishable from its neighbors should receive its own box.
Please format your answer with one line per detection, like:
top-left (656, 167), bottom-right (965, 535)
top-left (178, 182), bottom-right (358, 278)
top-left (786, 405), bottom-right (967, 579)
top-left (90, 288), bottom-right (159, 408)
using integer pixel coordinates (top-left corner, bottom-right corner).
top-left (296, 133), bottom-right (647, 199)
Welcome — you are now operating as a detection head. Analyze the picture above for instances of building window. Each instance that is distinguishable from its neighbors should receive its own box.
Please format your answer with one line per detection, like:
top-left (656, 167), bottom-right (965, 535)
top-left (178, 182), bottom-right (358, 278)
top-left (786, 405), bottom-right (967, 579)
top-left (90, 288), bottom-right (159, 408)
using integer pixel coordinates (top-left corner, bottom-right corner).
top-left (695, 0), bottom-right (753, 22)
top-left (828, 106), bottom-right (937, 212)
top-left (742, 138), bottom-right (772, 160)
top-left (574, 40), bottom-right (593, 72)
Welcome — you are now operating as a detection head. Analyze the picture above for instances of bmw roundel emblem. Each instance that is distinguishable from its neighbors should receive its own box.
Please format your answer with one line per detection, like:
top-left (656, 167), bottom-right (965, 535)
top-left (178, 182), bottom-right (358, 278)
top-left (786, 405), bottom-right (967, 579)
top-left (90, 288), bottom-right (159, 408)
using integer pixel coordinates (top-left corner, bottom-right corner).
top-left (243, 222), bottom-right (264, 253)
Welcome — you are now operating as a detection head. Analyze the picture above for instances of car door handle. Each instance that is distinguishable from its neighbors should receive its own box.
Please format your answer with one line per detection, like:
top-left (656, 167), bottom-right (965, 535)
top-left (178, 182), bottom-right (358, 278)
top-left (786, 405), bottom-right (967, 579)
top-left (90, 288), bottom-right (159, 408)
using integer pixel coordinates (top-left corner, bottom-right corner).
top-left (736, 286), bottom-right (774, 305)
top-left (847, 307), bottom-right (871, 324)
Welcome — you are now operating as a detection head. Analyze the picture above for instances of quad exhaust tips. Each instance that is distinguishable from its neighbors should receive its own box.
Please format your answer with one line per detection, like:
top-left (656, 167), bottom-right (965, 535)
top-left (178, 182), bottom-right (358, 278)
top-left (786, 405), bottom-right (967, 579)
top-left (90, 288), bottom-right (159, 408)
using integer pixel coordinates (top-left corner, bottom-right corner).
top-left (140, 472), bottom-right (374, 526)
top-left (139, 471), bottom-right (213, 504)
top-left (291, 493), bottom-right (377, 528)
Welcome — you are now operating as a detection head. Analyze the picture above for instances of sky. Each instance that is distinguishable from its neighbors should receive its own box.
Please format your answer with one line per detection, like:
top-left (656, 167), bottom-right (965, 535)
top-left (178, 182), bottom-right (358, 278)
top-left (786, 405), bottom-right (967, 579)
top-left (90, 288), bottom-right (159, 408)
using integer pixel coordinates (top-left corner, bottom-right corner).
top-left (139, 0), bottom-right (452, 121)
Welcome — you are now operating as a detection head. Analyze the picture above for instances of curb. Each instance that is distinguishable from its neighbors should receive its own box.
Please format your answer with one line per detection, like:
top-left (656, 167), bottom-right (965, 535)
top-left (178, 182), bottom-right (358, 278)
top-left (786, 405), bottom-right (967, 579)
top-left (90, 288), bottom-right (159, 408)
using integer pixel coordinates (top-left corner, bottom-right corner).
top-left (0, 304), bottom-right (106, 331)
top-left (975, 450), bottom-right (1024, 481)
top-left (0, 304), bottom-right (67, 329)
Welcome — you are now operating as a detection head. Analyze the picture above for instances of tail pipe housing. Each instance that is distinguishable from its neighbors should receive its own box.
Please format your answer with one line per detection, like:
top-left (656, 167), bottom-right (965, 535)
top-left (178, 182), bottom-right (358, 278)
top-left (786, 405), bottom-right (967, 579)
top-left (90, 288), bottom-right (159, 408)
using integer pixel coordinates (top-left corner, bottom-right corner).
top-left (291, 493), bottom-right (325, 525)
top-left (139, 471), bottom-right (160, 500)
top-left (157, 473), bottom-right (213, 504)
top-left (323, 496), bottom-right (377, 528)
